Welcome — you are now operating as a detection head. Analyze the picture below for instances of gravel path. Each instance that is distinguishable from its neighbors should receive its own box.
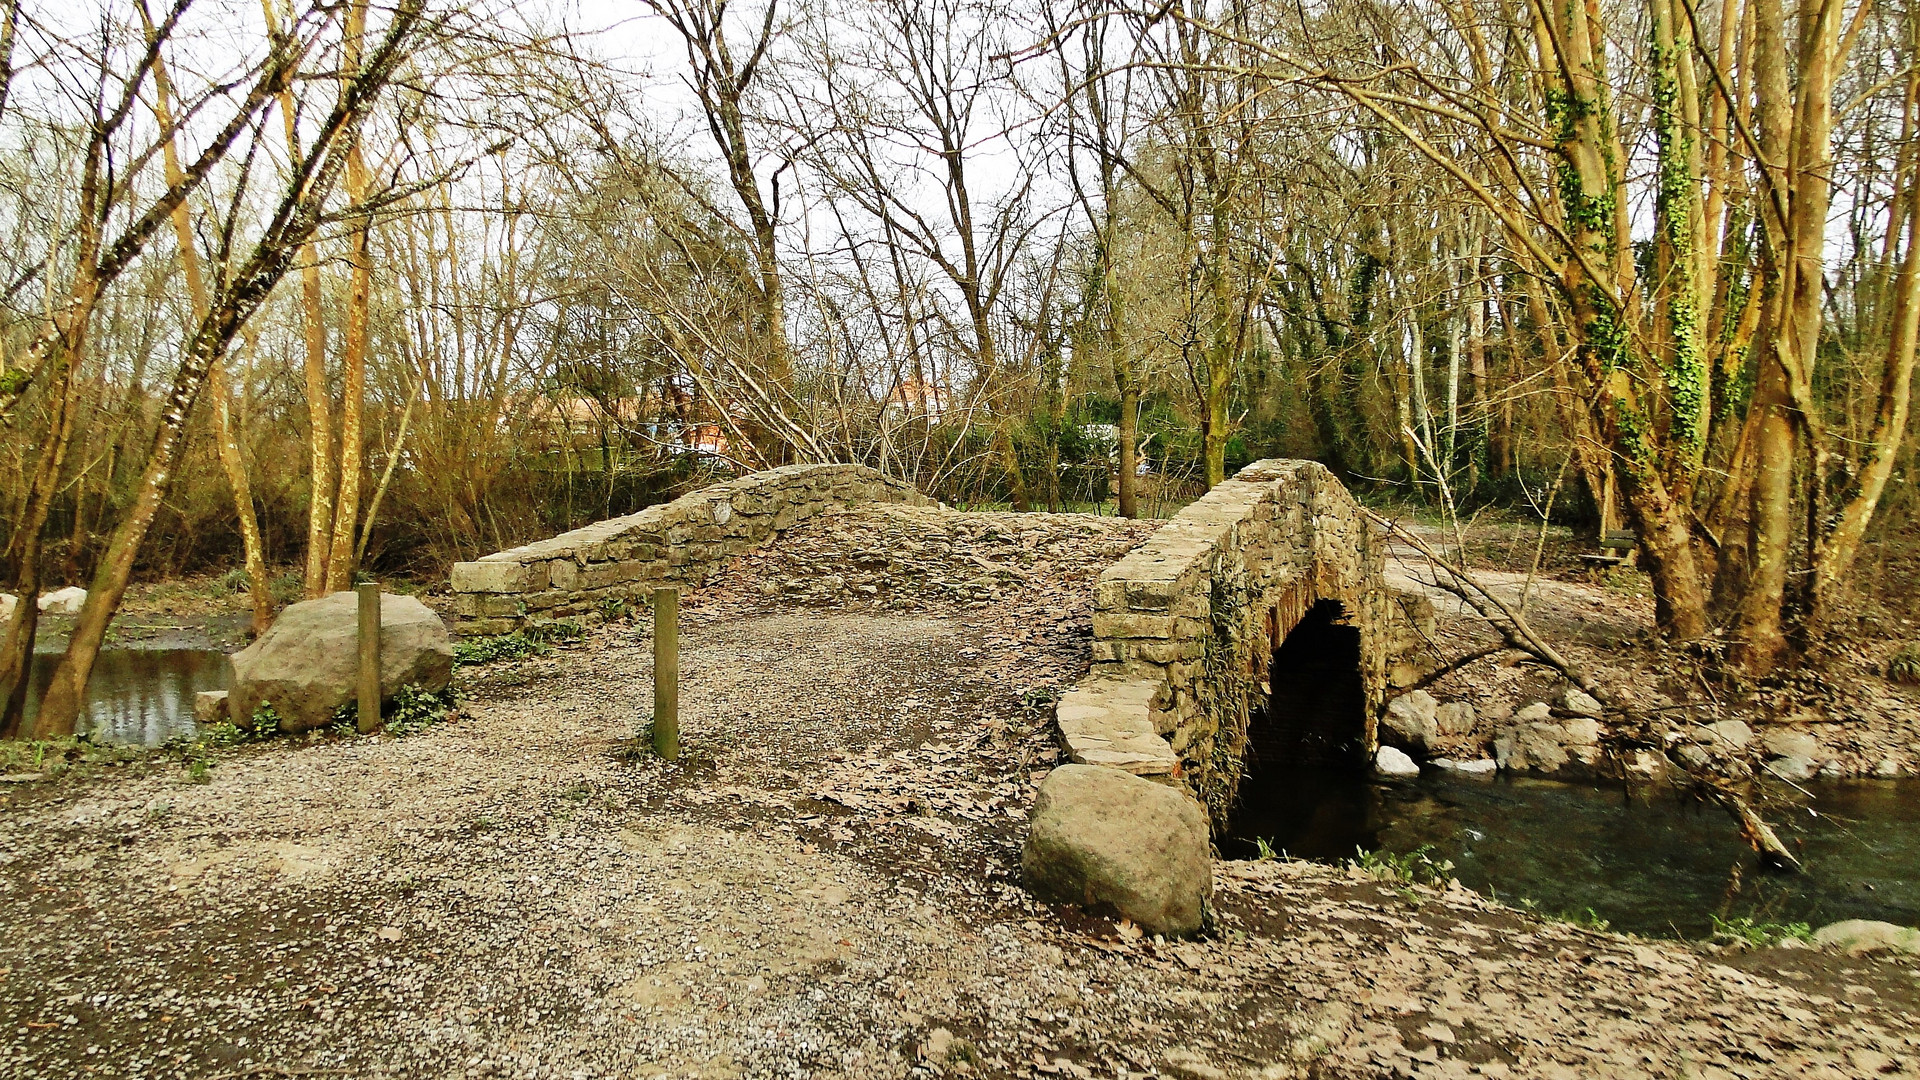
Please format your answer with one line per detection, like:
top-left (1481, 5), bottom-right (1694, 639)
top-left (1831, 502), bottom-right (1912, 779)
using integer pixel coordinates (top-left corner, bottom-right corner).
top-left (2, 509), bottom-right (1917, 1079)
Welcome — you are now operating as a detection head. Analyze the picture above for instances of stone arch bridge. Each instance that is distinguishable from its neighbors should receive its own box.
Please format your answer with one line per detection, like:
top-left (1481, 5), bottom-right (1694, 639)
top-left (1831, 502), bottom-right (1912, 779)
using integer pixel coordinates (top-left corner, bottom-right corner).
top-left (450, 459), bottom-right (1429, 825)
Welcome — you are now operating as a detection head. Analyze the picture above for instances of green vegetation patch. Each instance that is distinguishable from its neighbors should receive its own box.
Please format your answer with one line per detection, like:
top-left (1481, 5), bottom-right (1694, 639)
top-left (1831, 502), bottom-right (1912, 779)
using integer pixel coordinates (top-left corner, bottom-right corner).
top-left (0, 736), bottom-right (141, 778)
top-left (1888, 643), bottom-right (1920, 685)
top-left (1709, 915), bottom-right (1812, 948)
top-left (1350, 844), bottom-right (1456, 887)
top-left (454, 619), bottom-right (584, 668)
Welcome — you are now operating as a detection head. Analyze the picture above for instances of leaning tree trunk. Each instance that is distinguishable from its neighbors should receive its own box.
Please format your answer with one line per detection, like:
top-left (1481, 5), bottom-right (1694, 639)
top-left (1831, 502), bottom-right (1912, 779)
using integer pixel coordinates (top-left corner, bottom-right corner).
top-left (0, 347), bottom-right (84, 738)
top-left (36, 324), bottom-right (235, 737)
top-left (1805, 58), bottom-right (1920, 635)
top-left (34, 0), bottom-right (426, 737)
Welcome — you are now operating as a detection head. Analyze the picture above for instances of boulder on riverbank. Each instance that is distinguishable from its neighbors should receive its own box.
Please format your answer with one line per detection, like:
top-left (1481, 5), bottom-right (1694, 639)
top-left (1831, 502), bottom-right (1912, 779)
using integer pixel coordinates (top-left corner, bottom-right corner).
top-left (38, 587), bottom-right (86, 614)
top-left (193, 690), bottom-right (229, 724)
top-left (1375, 745), bottom-right (1420, 777)
top-left (1381, 690), bottom-right (1439, 752)
top-left (1812, 919), bottom-right (1920, 956)
top-left (1022, 764), bottom-right (1210, 936)
top-left (228, 592), bottom-right (453, 732)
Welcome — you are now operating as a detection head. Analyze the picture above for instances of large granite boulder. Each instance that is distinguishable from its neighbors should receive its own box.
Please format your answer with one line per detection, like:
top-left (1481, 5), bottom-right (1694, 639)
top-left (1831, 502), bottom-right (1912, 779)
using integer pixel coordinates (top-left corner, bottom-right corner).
top-left (228, 592), bottom-right (453, 732)
top-left (1381, 690), bottom-right (1440, 753)
top-left (1022, 764), bottom-right (1210, 936)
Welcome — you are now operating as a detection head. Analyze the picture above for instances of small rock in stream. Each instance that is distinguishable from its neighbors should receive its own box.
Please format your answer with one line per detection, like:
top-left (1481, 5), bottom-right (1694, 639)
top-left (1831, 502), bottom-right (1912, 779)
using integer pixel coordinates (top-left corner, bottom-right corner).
top-left (1374, 745), bottom-right (1420, 778)
top-left (1764, 756), bottom-right (1816, 782)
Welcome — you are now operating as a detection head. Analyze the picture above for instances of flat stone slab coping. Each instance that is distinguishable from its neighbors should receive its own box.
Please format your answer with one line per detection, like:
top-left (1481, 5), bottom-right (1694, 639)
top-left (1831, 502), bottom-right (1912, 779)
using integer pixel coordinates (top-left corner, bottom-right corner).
top-left (1056, 677), bottom-right (1178, 777)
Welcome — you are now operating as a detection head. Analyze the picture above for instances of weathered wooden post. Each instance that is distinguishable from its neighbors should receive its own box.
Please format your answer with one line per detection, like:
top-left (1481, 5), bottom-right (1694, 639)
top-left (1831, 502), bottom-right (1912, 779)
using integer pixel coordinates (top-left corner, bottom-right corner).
top-left (652, 586), bottom-right (679, 759)
top-left (357, 582), bottom-right (382, 733)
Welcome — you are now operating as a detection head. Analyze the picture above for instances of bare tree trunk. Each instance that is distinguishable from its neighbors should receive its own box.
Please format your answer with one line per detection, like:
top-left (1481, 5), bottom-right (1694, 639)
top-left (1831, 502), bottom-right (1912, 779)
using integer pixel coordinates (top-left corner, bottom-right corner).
top-left (263, 0), bottom-right (335, 600)
top-left (324, 0), bottom-right (373, 592)
top-left (211, 364), bottom-right (273, 636)
top-left (0, 345), bottom-right (84, 738)
top-left (356, 378), bottom-right (418, 566)
top-left (1116, 372), bottom-right (1139, 518)
top-left (1808, 66), bottom-right (1920, 627)
top-left (1728, 0), bottom-right (1840, 675)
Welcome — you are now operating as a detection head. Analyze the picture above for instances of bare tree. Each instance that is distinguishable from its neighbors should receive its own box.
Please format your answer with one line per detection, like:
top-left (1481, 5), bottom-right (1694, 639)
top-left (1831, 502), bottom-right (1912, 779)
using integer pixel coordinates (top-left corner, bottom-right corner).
top-left (33, 0), bottom-right (432, 738)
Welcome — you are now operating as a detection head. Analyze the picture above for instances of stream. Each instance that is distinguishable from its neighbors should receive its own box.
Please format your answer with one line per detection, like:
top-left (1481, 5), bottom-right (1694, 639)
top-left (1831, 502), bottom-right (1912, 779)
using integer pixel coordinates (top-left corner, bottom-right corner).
top-left (23, 648), bottom-right (228, 747)
top-left (1226, 767), bottom-right (1920, 938)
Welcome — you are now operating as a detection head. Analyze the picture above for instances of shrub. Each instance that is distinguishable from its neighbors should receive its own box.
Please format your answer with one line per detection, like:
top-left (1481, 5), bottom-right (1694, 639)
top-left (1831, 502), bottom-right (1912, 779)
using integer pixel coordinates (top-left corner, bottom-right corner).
top-left (1889, 643), bottom-right (1920, 685)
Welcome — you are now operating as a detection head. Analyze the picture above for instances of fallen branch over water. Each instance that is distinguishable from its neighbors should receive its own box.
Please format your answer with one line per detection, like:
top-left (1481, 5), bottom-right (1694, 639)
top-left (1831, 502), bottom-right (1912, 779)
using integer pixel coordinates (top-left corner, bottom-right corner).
top-left (1364, 508), bottom-right (1803, 873)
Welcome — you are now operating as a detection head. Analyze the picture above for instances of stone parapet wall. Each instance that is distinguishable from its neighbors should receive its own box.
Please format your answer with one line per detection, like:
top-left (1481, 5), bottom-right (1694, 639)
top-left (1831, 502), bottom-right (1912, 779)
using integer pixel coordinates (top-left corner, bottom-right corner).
top-left (450, 464), bottom-right (935, 634)
top-left (1056, 459), bottom-right (1427, 826)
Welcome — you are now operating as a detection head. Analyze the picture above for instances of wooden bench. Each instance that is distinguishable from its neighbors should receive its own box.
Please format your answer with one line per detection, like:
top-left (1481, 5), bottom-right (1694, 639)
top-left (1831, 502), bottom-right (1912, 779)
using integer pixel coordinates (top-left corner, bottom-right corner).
top-left (1580, 529), bottom-right (1638, 566)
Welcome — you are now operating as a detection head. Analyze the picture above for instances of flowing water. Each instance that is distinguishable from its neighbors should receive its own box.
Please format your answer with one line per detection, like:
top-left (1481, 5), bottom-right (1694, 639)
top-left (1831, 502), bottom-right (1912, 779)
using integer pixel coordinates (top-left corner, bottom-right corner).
top-left (1227, 767), bottom-right (1920, 939)
top-left (23, 649), bottom-right (228, 747)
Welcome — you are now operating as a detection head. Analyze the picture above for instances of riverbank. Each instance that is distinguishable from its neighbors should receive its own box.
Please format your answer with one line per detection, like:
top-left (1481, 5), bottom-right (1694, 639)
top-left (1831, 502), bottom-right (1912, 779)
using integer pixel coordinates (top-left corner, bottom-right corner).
top-left (1375, 513), bottom-right (1920, 783)
top-left (3, 603), bottom-right (1917, 1079)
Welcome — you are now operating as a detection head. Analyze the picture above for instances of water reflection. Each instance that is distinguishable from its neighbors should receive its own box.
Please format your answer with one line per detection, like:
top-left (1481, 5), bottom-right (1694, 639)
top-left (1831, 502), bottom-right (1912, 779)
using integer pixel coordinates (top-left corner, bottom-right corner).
top-left (1228, 768), bottom-right (1920, 938)
top-left (24, 649), bottom-right (228, 747)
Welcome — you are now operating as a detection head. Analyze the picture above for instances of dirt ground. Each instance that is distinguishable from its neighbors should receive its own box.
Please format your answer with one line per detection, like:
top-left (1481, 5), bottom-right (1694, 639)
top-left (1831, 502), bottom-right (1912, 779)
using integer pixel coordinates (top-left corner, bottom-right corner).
top-left (2, 507), bottom-right (1919, 1079)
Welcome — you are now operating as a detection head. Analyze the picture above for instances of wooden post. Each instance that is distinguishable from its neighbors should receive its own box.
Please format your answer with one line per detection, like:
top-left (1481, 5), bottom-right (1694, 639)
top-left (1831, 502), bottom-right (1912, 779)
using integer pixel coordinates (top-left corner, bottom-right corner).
top-left (357, 582), bottom-right (382, 733)
top-left (652, 587), bottom-right (679, 760)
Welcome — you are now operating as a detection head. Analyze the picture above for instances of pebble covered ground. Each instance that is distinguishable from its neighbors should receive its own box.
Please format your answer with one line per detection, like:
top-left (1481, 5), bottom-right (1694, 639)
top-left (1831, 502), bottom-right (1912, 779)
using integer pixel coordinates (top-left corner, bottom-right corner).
top-left (1, 507), bottom-right (1917, 1079)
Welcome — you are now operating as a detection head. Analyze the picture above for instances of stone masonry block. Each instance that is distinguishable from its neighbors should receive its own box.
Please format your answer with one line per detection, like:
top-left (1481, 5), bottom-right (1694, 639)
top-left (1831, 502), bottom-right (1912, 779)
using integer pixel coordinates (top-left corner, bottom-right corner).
top-left (1128, 640), bottom-right (1203, 665)
top-left (523, 590), bottom-right (565, 612)
top-left (1092, 612), bottom-right (1180, 641)
top-left (1122, 579), bottom-right (1176, 612)
top-left (473, 595), bottom-right (524, 619)
top-left (451, 561), bottom-right (527, 594)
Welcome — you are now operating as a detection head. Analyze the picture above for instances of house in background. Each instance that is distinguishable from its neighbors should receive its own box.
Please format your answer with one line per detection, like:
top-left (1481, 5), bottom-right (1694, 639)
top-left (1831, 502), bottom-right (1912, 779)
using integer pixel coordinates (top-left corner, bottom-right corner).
top-left (880, 377), bottom-right (952, 424)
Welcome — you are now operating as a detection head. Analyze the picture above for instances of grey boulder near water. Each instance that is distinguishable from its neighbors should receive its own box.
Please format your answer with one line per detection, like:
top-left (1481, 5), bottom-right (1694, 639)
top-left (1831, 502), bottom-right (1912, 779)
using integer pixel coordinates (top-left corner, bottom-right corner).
top-left (1381, 689), bottom-right (1440, 752)
top-left (1022, 764), bottom-right (1211, 936)
top-left (38, 586), bottom-right (86, 614)
top-left (1375, 745), bottom-right (1421, 777)
top-left (228, 592), bottom-right (453, 732)
top-left (1811, 919), bottom-right (1920, 956)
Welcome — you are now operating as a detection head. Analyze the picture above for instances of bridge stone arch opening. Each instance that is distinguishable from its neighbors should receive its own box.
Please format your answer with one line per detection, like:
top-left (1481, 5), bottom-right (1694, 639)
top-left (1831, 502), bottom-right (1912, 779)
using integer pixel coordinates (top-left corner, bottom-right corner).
top-left (1248, 598), bottom-right (1368, 775)
top-left (1217, 597), bottom-right (1372, 859)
